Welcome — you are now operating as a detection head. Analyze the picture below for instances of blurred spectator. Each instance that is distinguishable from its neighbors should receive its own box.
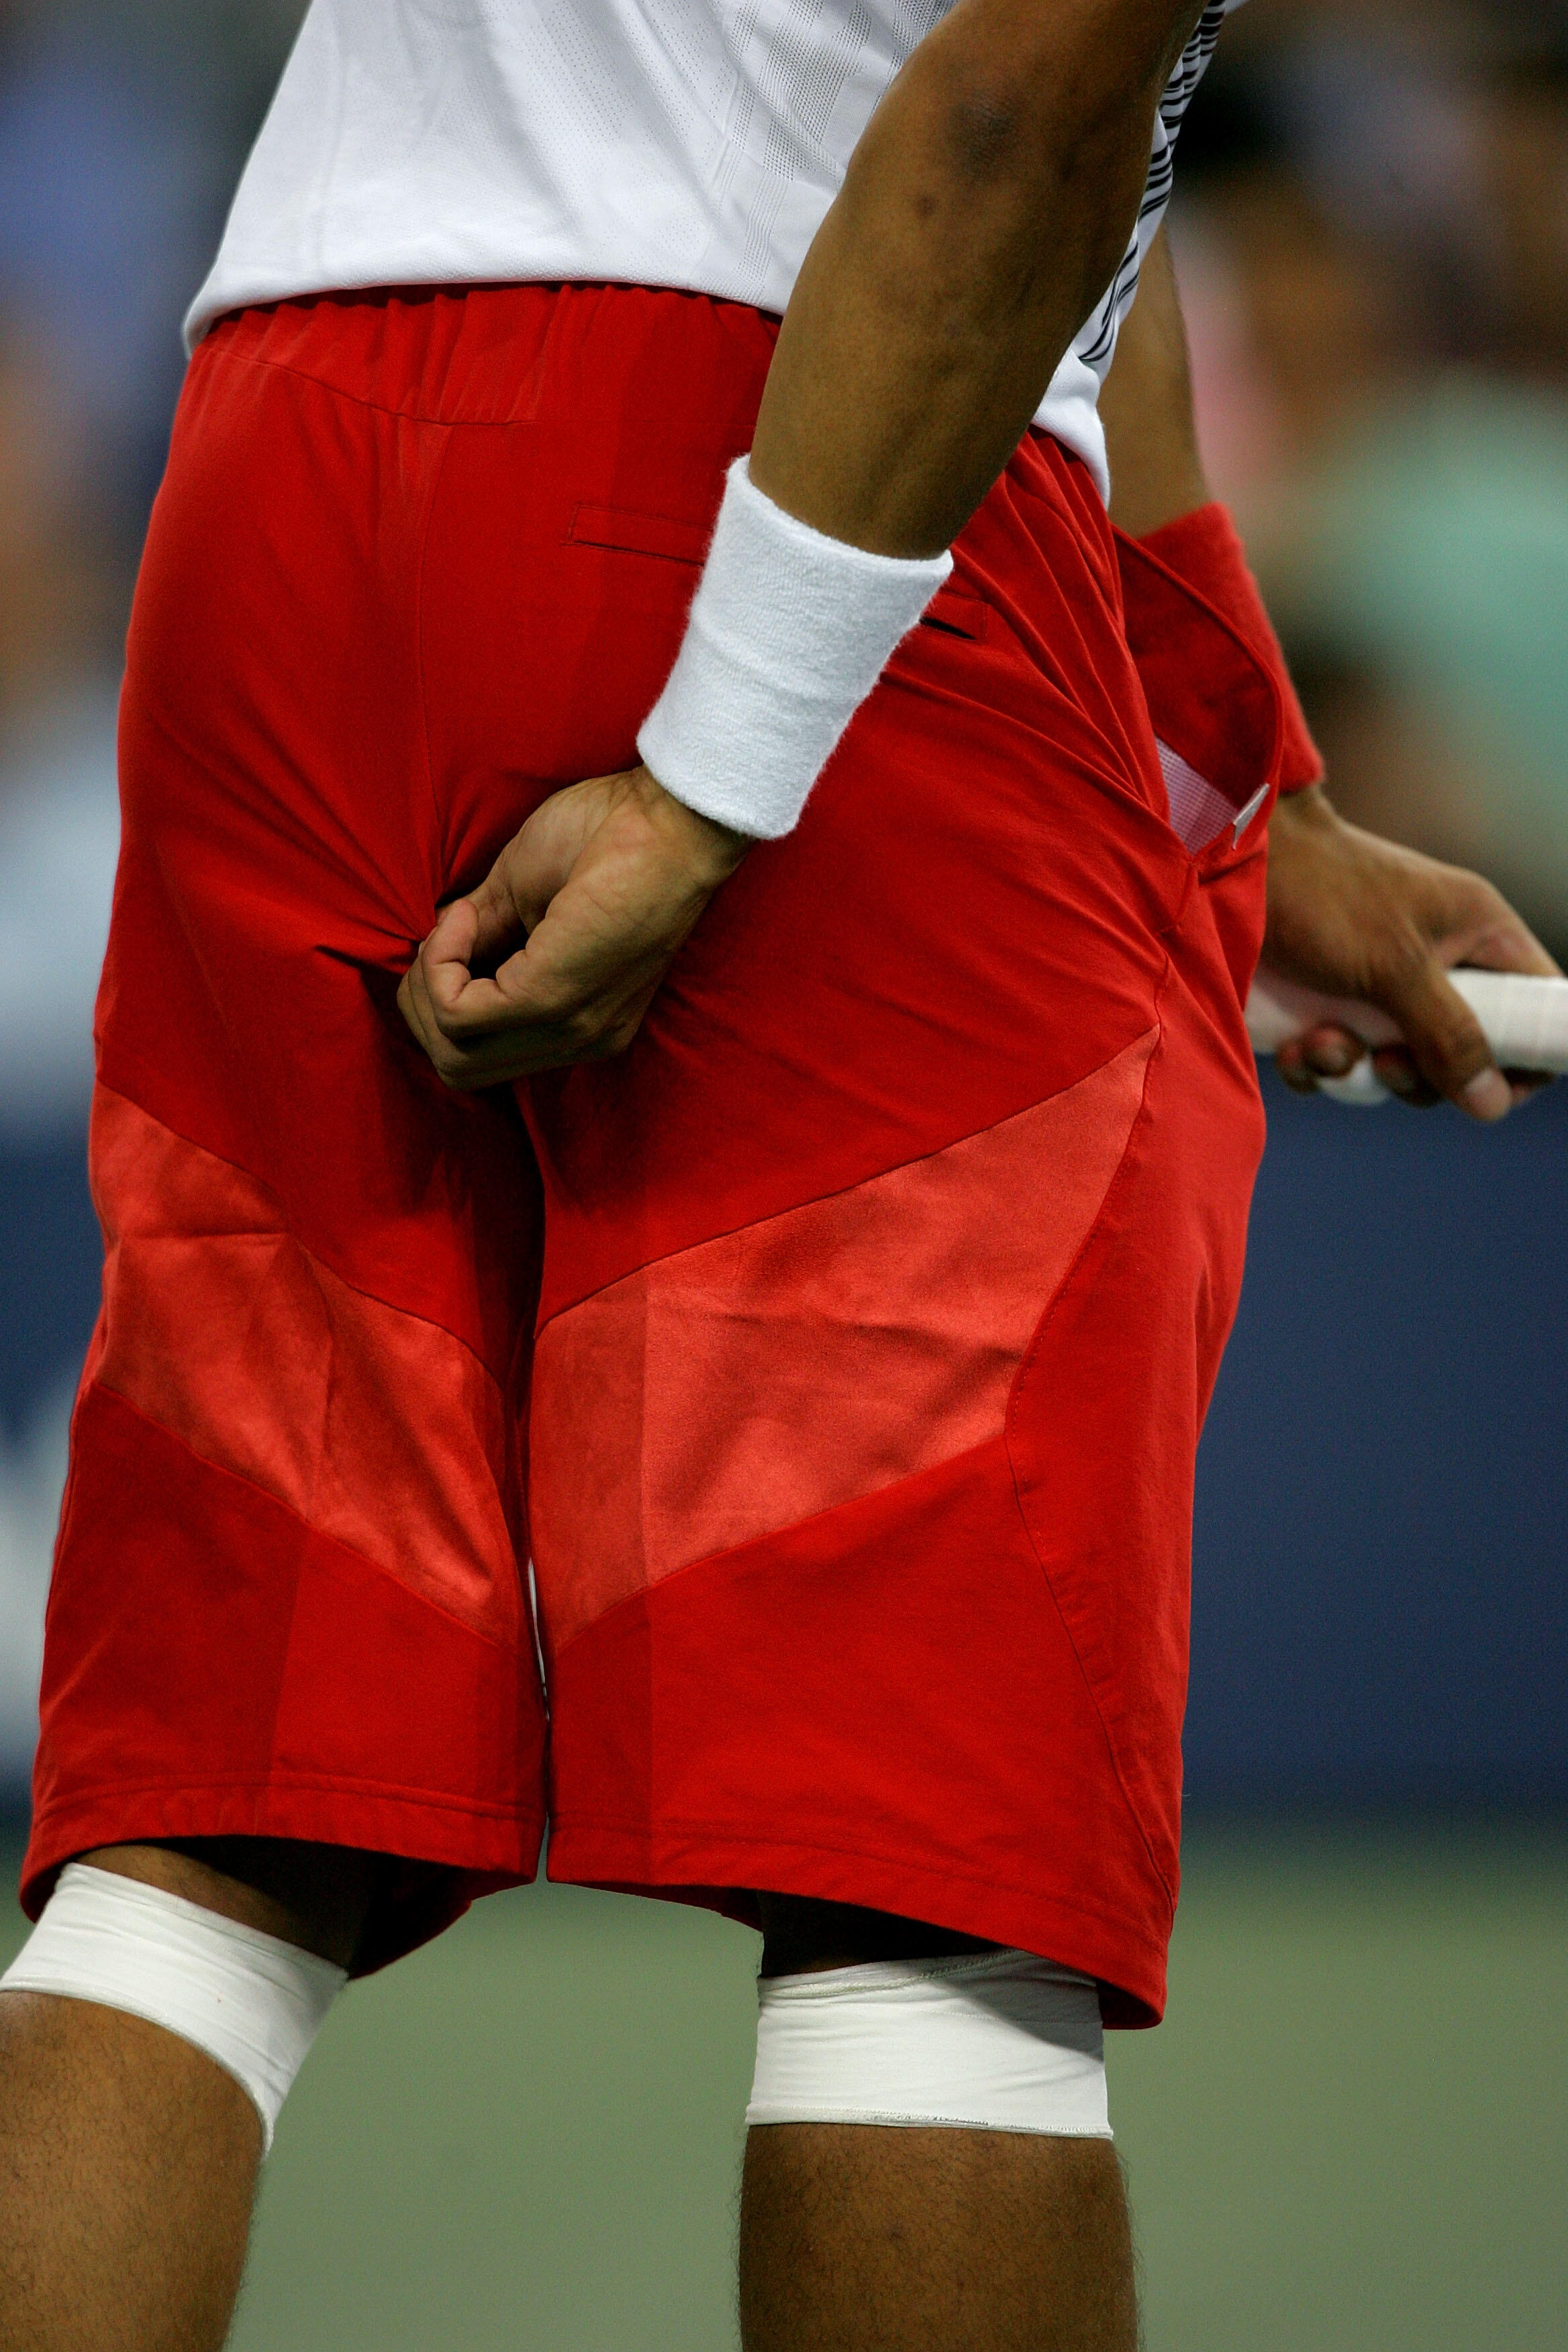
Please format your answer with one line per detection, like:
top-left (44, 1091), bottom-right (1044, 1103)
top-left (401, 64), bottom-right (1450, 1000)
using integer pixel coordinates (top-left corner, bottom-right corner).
top-left (0, 313), bottom-right (118, 1783)
top-left (0, 1), bottom-right (306, 1787)
top-left (0, 0), bottom-right (305, 571)
top-left (1174, 0), bottom-right (1568, 958)
top-left (0, 311), bottom-right (120, 1134)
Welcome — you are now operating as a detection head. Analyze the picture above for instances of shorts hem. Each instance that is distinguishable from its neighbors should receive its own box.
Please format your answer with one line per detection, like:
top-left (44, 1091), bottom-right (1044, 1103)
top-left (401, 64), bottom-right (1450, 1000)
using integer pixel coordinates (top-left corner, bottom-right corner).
top-left (545, 1815), bottom-right (1167, 2028)
top-left (21, 1782), bottom-right (546, 1975)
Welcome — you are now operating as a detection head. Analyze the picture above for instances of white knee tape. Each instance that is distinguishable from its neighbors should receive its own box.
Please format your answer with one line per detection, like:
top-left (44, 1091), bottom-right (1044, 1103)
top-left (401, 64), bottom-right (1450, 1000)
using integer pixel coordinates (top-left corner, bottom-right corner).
top-left (746, 1949), bottom-right (1112, 2137)
top-left (0, 1864), bottom-right (346, 2153)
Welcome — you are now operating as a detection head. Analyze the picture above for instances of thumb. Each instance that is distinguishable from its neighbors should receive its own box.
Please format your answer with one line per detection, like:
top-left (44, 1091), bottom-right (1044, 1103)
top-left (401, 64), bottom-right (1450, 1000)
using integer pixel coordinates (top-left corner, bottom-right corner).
top-left (457, 856), bottom-right (540, 966)
top-left (422, 891), bottom-right (480, 976)
top-left (1381, 956), bottom-right (1511, 1122)
top-left (491, 789), bottom-right (602, 935)
top-left (426, 799), bottom-right (590, 980)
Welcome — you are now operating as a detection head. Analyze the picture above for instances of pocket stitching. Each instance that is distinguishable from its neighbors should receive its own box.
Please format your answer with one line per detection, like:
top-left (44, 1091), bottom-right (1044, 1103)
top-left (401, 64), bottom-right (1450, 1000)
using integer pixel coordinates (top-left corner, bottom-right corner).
top-left (567, 503), bottom-right (709, 565)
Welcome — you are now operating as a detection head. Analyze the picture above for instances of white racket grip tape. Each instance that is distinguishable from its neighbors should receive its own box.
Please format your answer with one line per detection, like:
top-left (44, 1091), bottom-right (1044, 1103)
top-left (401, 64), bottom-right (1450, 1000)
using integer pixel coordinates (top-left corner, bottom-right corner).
top-left (1246, 968), bottom-right (1568, 1104)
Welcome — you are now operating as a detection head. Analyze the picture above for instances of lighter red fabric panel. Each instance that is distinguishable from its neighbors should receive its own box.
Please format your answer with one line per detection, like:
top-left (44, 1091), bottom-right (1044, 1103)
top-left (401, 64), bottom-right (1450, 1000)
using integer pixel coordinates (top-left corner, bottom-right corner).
top-left (546, 1434), bottom-right (1173, 2024)
top-left (531, 1030), bottom-right (1156, 1651)
top-left (27, 1383), bottom-right (546, 1969)
top-left (90, 1085), bottom-right (522, 1644)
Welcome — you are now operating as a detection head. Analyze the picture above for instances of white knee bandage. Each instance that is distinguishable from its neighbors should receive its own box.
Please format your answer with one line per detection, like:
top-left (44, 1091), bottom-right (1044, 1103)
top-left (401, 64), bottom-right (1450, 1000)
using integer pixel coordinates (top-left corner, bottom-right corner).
top-left (0, 1863), bottom-right (345, 2153)
top-left (746, 1949), bottom-right (1112, 2137)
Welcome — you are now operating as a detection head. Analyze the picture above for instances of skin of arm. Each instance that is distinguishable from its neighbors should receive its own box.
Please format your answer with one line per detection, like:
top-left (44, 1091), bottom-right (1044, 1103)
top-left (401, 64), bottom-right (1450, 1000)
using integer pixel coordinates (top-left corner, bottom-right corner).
top-left (399, 10), bottom-right (1556, 1110)
top-left (1097, 223), bottom-right (1209, 537)
top-left (1098, 230), bottom-right (1558, 1118)
top-left (398, 0), bottom-right (1210, 1085)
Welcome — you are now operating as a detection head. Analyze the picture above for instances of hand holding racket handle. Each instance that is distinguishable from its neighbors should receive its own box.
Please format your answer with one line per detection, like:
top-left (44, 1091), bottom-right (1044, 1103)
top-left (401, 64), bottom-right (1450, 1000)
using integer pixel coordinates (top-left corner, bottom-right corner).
top-left (1246, 968), bottom-right (1568, 1103)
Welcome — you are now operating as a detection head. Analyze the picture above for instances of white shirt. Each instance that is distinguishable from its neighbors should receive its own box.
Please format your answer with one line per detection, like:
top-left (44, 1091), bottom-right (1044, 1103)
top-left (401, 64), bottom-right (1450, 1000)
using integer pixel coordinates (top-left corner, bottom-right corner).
top-left (188, 1), bottom-right (1240, 501)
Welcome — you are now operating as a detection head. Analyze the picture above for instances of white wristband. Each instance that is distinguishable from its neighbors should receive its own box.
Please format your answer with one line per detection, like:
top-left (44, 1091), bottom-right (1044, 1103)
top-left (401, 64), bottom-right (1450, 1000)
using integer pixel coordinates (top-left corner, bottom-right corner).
top-left (637, 456), bottom-right (954, 840)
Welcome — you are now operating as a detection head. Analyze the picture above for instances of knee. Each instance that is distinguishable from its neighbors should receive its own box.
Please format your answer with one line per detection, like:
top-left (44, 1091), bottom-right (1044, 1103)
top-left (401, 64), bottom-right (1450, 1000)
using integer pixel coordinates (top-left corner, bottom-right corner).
top-left (748, 1900), bottom-right (1112, 2141)
top-left (0, 1841), bottom-right (383, 2156)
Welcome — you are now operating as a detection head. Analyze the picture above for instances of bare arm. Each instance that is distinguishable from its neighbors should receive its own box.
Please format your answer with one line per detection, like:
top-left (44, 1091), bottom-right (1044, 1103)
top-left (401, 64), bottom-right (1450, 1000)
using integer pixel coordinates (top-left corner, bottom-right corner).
top-left (1099, 231), bottom-right (1558, 1117)
top-left (401, 0), bottom-right (1210, 1084)
top-left (1097, 222), bottom-right (1210, 536)
top-left (749, 0), bottom-right (1206, 555)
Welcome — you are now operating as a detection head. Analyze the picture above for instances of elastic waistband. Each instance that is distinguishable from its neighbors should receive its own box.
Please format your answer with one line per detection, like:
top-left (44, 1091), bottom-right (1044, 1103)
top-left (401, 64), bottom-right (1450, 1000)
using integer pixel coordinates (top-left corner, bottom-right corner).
top-left (199, 280), bottom-right (783, 431)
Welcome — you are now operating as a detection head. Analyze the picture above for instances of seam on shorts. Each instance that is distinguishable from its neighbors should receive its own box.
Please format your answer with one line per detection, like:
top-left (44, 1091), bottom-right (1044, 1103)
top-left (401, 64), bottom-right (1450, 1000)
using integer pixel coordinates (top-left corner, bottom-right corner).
top-left (548, 1814), bottom-right (1174, 1949)
top-left (83, 1377), bottom-right (520, 1661)
top-left (209, 341), bottom-right (587, 434)
top-left (29, 1771), bottom-right (532, 1824)
top-left (546, 1430), bottom-right (1004, 1679)
top-left (203, 341), bottom-right (481, 432)
top-left (533, 1027), bottom-right (1156, 1339)
top-left (415, 422), bottom-right (457, 867)
top-left (92, 1080), bottom-right (512, 1393)
top-left (1003, 973), bottom-right (1177, 1911)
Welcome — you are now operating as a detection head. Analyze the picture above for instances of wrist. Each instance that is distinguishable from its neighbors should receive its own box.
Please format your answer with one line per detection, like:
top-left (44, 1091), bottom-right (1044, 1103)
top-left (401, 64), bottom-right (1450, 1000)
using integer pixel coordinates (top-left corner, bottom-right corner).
top-left (1269, 779), bottom-right (1333, 834)
top-left (634, 766), bottom-right (752, 886)
top-left (636, 456), bottom-right (952, 840)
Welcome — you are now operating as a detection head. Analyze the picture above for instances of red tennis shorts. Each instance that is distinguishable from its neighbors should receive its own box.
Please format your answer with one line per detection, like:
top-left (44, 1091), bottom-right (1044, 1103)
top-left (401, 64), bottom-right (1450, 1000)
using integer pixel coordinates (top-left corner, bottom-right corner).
top-left (27, 283), bottom-right (1293, 2021)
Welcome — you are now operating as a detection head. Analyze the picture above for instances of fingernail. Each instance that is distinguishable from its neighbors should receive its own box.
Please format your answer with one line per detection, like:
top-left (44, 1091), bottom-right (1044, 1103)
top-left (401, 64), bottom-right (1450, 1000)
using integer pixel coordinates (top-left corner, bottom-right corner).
top-left (1460, 1069), bottom-right (1511, 1123)
top-left (1303, 1027), bottom-right (1357, 1077)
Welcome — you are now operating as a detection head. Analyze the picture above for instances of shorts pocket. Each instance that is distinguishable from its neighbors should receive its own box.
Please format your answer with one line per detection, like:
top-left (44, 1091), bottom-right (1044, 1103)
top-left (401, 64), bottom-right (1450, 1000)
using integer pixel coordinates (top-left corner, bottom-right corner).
top-left (567, 503), bottom-right (709, 565)
top-left (920, 580), bottom-right (989, 642)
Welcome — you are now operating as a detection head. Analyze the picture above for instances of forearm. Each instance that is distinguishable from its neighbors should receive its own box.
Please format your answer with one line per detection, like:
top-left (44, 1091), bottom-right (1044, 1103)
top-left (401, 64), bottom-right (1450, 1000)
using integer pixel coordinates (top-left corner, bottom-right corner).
top-left (1101, 226), bottom-right (1326, 795)
top-left (749, 0), bottom-right (1207, 558)
top-left (1099, 224), bottom-right (1209, 537)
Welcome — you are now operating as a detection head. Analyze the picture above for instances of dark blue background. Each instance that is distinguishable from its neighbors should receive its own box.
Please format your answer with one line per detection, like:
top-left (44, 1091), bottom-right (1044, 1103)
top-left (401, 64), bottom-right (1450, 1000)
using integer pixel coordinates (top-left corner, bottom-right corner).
top-left (4, 1073), bottom-right (1565, 1805)
top-left (1187, 1072), bottom-right (1568, 1804)
top-left (0, 1134), bottom-right (101, 1436)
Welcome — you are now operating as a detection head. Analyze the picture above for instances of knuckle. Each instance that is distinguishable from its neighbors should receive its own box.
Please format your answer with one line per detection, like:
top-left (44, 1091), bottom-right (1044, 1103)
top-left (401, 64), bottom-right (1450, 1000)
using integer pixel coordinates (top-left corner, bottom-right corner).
top-left (1377, 927), bottom-right (1434, 995)
top-left (560, 1006), bottom-right (612, 1054)
top-left (1465, 873), bottom-right (1509, 924)
top-left (1432, 1008), bottom-right (1489, 1075)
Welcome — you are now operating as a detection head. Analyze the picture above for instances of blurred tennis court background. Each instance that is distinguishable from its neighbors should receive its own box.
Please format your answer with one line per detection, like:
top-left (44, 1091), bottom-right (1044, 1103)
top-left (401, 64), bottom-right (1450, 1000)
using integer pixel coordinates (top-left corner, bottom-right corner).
top-left (2, 1824), bottom-right (1563, 2349)
top-left (1, 5), bottom-right (1565, 2345)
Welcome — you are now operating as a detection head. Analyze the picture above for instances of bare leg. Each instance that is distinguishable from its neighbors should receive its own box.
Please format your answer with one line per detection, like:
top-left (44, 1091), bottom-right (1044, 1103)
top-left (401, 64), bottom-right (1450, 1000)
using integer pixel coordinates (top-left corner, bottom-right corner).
top-left (0, 1839), bottom-right (378, 2352)
top-left (739, 1896), bottom-right (1138, 2352)
top-left (740, 2124), bottom-right (1136, 2352)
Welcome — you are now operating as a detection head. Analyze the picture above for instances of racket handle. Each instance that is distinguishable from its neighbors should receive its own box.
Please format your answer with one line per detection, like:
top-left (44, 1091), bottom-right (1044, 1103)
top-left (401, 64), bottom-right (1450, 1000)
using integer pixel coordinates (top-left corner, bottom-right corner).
top-left (1245, 968), bottom-right (1568, 1087)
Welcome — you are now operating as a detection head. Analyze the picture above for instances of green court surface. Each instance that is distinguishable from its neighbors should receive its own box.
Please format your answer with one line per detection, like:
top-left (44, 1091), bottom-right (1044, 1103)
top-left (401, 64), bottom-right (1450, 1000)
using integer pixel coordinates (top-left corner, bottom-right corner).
top-left (3, 1824), bottom-right (1564, 2349)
